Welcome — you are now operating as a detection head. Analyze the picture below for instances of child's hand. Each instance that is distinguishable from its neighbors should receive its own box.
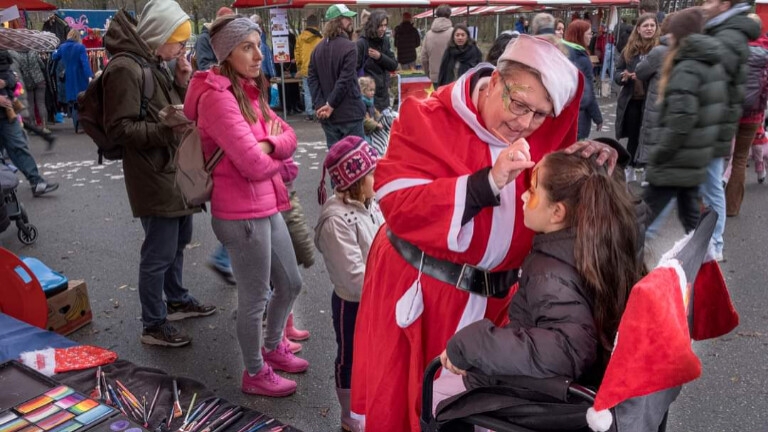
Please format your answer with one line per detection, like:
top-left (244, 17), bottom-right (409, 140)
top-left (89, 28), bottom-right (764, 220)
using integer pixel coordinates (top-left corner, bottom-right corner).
top-left (440, 350), bottom-right (466, 376)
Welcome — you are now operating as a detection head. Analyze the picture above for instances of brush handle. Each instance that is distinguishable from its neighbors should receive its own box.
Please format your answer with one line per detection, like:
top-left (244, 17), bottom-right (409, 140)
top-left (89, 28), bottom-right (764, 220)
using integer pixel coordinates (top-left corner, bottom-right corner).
top-left (210, 412), bottom-right (243, 432)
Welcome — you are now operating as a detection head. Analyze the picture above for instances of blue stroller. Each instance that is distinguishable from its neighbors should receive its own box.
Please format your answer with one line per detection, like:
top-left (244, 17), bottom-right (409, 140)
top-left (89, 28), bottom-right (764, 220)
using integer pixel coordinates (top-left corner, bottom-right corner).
top-left (0, 160), bottom-right (38, 245)
top-left (421, 211), bottom-right (728, 432)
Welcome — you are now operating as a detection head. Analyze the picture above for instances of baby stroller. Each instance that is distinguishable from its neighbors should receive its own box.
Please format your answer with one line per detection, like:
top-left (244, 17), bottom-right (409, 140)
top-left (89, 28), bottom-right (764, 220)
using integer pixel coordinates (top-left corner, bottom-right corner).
top-left (0, 160), bottom-right (38, 245)
top-left (422, 210), bottom-right (734, 432)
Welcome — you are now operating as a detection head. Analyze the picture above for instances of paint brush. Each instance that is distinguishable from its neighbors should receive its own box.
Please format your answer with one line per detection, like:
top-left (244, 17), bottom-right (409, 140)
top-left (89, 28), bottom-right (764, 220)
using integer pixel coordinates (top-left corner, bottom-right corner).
top-left (234, 415), bottom-right (264, 432)
top-left (102, 373), bottom-right (110, 404)
top-left (148, 385), bottom-right (161, 424)
top-left (172, 380), bottom-right (183, 419)
top-left (91, 366), bottom-right (102, 400)
top-left (183, 393), bottom-right (197, 425)
top-left (200, 408), bottom-right (238, 432)
top-left (108, 385), bottom-right (127, 416)
top-left (189, 404), bottom-right (222, 432)
top-left (210, 411), bottom-right (243, 432)
top-left (246, 419), bottom-right (274, 432)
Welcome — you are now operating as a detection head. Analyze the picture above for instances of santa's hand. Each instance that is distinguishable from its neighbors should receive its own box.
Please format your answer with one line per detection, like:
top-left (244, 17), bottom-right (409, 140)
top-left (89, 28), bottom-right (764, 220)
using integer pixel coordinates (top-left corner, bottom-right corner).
top-left (564, 140), bottom-right (617, 174)
top-left (491, 138), bottom-right (535, 190)
top-left (440, 350), bottom-right (467, 376)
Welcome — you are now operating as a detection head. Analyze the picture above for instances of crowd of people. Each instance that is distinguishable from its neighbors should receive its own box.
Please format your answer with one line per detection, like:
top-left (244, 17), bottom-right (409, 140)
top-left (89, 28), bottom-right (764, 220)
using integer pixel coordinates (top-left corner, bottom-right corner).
top-left (0, 0), bottom-right (765, 431)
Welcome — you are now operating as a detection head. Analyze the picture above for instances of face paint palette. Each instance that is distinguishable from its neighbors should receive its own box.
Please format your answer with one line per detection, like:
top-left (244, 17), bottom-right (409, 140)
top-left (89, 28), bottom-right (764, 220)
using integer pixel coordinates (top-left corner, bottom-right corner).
top-left (0, 362), bottom-right (58, 412)
top-left (42, 389), bottom-right (73, 402)
top-left (85, 417), bottom-right (147, 432)
top-left (53, 396), bottom-right (84, 411)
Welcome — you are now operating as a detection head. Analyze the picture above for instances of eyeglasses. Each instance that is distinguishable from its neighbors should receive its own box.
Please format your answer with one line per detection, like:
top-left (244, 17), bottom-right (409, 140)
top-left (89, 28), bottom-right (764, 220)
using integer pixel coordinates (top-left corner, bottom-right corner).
top-left (501, 80), bottom-right (553, 122)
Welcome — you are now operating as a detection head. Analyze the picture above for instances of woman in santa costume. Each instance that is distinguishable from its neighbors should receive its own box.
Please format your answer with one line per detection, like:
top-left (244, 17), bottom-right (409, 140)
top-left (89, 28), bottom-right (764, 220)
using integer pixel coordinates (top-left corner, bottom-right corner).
top-left (350, 34), bottom-right (620, 432)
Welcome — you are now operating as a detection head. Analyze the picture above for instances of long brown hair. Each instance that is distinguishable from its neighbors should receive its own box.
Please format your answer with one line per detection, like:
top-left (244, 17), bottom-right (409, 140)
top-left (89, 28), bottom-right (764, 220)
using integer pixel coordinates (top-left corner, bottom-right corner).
top-left (657, 8), bottom-right (705, 102)
top-left (210, 15), bottom-right (270, 123)
top-left (623, 13), bottom-right (660, 62)
top-left (539, 152), bottom-right (646, 353)
top-left (323, 17), bottom-right (349, 39)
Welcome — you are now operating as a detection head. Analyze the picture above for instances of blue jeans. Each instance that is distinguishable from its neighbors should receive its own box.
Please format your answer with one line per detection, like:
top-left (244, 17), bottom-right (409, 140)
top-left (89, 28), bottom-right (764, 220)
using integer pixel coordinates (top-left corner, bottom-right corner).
top-left (302, 78), bottom-right (314, 117)
top-left (321, 120), bottom-right (365, 149)
top-left (209, 243), bottom-right (232, 272)
top-left (139, 215), bottom-right (195, 328)
top-left (0, 118), bottom-right (43, 185)
top-left (600, 43), bottom-right (615, 82)
top-left (646, 199), bottom-right (675, 239)
top-left (700, 157), bottom-right (726, 254)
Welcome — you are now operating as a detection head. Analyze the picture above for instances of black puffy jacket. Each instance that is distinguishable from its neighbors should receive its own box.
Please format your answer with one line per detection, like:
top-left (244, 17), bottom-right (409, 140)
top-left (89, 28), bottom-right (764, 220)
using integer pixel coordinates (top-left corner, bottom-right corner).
top-left (447, 228), bottom-right (598, 381)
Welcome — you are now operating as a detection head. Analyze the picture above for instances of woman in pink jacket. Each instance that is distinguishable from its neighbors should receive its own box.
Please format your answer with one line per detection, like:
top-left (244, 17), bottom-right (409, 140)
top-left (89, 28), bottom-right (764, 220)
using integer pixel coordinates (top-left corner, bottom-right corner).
top-left (184, 15), bottom-right (308, 397)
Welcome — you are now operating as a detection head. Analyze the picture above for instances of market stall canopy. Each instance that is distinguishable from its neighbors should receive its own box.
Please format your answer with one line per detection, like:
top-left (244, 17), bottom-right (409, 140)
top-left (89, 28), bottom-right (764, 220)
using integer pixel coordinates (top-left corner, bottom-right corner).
top-left (233, 0), bottom-right (487, 8)
top-left (413, 0), bottom-right (635, 17)
top-left (0, 0), bottom-right (56, 11)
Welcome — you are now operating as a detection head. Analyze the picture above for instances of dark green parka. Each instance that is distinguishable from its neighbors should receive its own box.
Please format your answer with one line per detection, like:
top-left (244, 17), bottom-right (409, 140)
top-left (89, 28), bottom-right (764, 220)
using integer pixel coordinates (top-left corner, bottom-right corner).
top-left (704, 5), bottom-right (762, 157)
top-left (646, 34), bottom-right (729, 188)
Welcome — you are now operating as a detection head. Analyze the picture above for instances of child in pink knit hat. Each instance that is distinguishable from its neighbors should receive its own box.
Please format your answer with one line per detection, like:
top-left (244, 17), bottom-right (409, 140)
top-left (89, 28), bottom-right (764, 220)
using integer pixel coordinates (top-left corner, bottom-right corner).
top-left (315, 136), bottom-right (383, 432)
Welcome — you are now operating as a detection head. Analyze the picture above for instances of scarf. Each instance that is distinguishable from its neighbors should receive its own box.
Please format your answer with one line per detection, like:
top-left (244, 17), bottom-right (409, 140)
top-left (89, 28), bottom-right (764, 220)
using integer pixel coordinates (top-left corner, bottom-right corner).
top-left (437, 44), bottom-right (479, 87)
top-left (362, 95), bottom-right (374, 107)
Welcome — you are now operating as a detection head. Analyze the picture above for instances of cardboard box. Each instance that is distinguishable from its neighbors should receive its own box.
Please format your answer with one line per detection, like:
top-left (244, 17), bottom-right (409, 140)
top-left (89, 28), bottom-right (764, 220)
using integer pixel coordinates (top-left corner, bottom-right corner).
top-left (46, 280), bottom-right (92, 335)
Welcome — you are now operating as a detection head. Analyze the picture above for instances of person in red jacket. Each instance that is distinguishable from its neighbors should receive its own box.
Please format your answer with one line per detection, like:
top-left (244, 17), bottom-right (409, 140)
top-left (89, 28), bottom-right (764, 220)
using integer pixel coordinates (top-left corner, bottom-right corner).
top-left (350, 34), bottom-right (619, 432)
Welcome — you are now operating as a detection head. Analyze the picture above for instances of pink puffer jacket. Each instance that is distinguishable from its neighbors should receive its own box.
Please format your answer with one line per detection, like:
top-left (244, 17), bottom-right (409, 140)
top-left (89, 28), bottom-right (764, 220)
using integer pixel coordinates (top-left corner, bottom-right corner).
top-left (185, 69), bottom-right (297, 220)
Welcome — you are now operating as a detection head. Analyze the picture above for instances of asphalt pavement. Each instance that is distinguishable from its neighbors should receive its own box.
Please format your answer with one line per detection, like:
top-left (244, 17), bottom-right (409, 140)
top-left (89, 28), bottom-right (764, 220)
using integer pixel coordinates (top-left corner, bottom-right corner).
top-left (2, 98), bottom-right (767, 432)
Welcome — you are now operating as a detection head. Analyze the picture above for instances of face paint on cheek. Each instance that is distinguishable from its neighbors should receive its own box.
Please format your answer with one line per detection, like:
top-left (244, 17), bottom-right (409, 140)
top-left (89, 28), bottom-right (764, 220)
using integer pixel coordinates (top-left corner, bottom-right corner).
top-left (525, 166), bottom-right (540, 210)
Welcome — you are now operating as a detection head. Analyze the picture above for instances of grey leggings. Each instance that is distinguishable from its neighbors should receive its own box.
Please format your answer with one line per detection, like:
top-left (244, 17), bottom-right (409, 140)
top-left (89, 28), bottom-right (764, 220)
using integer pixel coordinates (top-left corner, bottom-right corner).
top-left (212, 214), bottom-right (303, 374)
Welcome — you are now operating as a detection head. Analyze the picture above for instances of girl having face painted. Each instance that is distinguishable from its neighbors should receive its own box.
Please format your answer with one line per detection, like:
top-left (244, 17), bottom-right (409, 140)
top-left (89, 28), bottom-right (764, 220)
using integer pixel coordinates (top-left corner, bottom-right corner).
top-left (442, 151), bottom-right (645, 387)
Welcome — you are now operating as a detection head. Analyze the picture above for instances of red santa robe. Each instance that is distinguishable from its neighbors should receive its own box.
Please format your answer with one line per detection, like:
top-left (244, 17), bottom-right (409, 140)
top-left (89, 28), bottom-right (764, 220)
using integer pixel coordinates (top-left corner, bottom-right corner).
top-left (351, 66), bottom-right (584, 431)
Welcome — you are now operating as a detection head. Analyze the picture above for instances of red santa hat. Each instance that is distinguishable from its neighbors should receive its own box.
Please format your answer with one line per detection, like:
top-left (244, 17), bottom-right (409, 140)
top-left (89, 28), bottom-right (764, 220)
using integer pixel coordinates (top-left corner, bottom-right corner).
top-left (586, 229), bottom-right (738, 431)
top-left (19, 345), bottom-right (118, 376)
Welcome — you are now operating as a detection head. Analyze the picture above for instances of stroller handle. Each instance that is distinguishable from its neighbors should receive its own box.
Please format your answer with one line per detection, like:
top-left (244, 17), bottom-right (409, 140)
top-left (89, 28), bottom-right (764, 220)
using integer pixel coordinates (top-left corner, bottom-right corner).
top-left (421, 357), bottom-right (443, 429)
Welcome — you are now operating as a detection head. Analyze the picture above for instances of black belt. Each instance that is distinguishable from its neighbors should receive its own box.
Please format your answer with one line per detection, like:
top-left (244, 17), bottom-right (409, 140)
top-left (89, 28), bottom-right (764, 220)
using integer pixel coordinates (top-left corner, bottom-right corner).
top-left (387, 229), bottom-right (517, 298)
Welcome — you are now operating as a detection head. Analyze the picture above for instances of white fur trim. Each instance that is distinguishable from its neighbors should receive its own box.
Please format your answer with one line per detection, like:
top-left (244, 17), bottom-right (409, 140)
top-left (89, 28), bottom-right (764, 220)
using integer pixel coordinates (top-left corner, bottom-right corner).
top-left (586, 407), bottom-right (613, 432)
top-left (450, 66), bottom-right (509, 149)
top-left (656, 231), bottom-right (693, 269)
top-left (19, 348), bottom-right (56, 376)
top-left (478, 148), bottom-right (515, 269)
top-left (498, 35), bottom-right (579, 117)
top-left (448, 175), bottom-right (473, 253)
top-left (395, 279), bottom-right (425, 328)
top-left (454, 293), bottom-right (487, 333)
top-left (375, 178), bottom-right (433, 201)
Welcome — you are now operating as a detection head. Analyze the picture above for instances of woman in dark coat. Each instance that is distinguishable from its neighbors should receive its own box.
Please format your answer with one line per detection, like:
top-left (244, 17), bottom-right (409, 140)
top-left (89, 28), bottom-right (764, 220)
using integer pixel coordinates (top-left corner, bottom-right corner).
top-left (437, 24), bottom-right (483, 88)
top-left (614, 13), bottom-right (659, 168)
top-left (357, 10), bottom-right (398, 112)
top-left (563, 19), bottom-right (603, 140)
top-left (52, 29), bottom-right (93, 133)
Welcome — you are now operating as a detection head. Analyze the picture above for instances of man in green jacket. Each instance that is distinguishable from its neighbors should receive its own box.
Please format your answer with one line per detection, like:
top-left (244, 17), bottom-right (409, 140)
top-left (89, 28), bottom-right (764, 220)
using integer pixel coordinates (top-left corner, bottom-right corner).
top-left (102, 0), bottom-right (215, 347)
top-left (700, 0), bottom-right (761, 261)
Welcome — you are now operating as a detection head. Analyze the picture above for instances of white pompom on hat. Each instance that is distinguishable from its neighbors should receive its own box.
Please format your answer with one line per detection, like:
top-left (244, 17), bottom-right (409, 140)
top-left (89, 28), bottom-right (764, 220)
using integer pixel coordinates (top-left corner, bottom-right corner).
top-left (497, 34), bottom-right (579, 117)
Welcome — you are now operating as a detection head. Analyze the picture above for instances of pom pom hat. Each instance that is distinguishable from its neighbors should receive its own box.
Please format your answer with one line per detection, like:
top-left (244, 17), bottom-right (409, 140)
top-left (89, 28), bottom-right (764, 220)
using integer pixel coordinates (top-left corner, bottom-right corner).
top-left (497, 34), bottom-right (579, 117)
top-left (317, 136), bottom-right (379, 204)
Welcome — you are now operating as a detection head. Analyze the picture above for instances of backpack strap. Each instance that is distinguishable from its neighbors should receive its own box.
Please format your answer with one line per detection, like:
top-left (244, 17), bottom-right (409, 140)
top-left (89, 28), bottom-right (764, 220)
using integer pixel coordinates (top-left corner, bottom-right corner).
top-left (205, 147), bottom-right (224, 173)
top-left (110, 52), bottom-right (155, 120)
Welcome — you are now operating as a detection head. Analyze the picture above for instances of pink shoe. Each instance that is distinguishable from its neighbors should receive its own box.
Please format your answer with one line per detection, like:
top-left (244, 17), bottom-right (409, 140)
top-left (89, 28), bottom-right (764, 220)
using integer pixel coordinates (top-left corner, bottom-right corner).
top-left (263, 342), bottom-right (309, 373)
top-left (284, 336), bottom-right (302, 354)
top-left (285, 313), bottom-right (310, 341)
top-left (241, 365), bottom-right (296, 397)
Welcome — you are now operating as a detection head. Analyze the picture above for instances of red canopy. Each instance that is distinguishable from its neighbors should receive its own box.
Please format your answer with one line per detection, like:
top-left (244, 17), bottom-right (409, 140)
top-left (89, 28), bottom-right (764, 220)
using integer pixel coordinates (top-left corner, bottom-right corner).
top-left (0, 0), bottom-right (56, 11)
top-left (233, 0), bottom-right (486, 8)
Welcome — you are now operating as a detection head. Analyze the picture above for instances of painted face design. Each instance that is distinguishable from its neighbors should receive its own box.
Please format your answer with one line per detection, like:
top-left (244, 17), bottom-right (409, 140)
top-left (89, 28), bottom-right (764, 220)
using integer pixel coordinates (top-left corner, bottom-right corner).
top-left (526, 165), bottom-right (540, 210)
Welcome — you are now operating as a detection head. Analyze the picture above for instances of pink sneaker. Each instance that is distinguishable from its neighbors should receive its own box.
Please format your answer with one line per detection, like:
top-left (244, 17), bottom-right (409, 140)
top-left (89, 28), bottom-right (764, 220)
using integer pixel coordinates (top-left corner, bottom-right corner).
top-left (241, 365), bottom-right (296, 397)
top-left (263, 342), bottom-right (309, 373)
top-left (284, 336), bottom-right (302, 354)
top-left (285, 313), bottom-right (310, 341)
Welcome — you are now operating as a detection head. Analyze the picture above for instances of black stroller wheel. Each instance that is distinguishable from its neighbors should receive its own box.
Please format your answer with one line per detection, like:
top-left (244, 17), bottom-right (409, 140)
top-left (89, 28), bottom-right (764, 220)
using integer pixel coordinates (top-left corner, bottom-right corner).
top-left (18, 224), bottom-right (38, 245)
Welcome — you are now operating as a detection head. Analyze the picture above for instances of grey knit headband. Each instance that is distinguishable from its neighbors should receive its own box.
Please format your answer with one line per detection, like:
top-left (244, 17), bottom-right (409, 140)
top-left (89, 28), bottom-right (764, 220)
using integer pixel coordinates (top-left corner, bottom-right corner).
top-left (211, 18), bottom-right (261, 64)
